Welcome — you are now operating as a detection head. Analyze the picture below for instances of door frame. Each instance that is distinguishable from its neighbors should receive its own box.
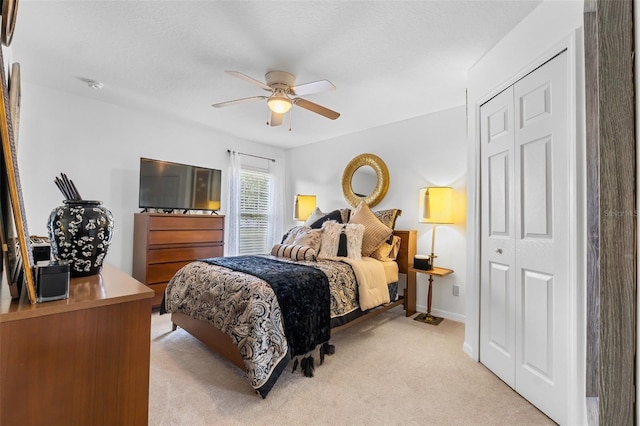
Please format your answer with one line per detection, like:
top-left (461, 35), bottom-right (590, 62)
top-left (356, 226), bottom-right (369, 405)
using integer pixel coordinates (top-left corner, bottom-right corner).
top-left (585, 0), bottom-right (636, 424)
top-left (465, 32), bottom-right (586, 424)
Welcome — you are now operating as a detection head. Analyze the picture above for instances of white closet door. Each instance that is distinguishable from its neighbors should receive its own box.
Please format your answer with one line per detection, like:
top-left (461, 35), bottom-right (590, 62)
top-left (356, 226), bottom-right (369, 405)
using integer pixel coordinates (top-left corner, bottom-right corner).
top-left (513, 51), bottom-right (568, 424)
top-left (480, 86), bottom-right (516, 388)
top-left (480, 51), bottom-right (568, 425)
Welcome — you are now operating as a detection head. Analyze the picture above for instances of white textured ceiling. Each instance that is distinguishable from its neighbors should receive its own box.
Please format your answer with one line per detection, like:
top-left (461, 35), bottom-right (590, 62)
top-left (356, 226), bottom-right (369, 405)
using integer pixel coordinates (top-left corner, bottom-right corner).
top-left (11, 1), bottom-right (541, 149)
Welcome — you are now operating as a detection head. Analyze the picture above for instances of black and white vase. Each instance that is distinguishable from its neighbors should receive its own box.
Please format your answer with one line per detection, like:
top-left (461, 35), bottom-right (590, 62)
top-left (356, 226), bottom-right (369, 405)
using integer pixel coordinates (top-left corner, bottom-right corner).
top-left (47, 200), bottom-right (114, 277)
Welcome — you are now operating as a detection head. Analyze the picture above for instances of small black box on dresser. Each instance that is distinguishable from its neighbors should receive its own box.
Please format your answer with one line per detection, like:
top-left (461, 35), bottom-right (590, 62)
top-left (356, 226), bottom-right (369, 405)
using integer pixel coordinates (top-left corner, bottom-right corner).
top-left (35, 260), bottom-right (70, 303)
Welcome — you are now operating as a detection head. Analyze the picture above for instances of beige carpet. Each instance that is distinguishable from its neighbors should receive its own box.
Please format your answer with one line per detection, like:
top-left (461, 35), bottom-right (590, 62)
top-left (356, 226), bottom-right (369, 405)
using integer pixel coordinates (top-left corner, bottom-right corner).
top-left (149, 307), bottom-right (555, 425)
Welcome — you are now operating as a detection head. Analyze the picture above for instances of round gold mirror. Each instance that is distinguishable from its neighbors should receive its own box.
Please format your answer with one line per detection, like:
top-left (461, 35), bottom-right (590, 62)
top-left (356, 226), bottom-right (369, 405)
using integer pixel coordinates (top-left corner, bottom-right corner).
top-left (342, 153), bottom-right (389, 208)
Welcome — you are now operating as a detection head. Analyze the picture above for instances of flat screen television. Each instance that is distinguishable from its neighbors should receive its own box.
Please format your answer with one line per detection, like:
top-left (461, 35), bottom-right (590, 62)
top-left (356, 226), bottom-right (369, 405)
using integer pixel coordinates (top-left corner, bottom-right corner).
top-left (138, 157), bottom-right (222, 212)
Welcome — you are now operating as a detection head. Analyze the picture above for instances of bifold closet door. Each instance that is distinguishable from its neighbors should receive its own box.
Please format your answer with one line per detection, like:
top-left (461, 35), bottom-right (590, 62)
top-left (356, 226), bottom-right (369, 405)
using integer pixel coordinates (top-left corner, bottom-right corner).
top-left (480, 85), bottom-right (517, 388)
top-left (480, 51), bottom-right (569, 425)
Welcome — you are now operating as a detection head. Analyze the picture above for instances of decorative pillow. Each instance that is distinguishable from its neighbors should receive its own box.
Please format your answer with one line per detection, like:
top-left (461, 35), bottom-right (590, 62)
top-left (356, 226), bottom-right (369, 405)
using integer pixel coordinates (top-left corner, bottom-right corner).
top-left (282, 225), bottom-right (311, 244)
top-left (318, 221), bottom-right (365, 260)
top-left (304, 207), bottom-right (326, 226)
top-left (271, 244), bottom-right (317, 261)
top-left (370, 235), bottom-right (401, 261)
top-left (374, 209), bottom-right (402, 230)
top-left (348, 201), bottom-right (393, 257)
top-left (308, 209), bottom-right (343, 229)
top-left (339, 208), bottom-right (351, 223)
top-left (292, 228), bottom-right (323, 252)
top-left (374, 208), bottom-right (402, 244)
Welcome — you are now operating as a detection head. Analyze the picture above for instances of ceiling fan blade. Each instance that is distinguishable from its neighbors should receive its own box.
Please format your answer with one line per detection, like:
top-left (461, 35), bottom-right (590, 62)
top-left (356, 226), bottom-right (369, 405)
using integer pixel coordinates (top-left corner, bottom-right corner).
top-left (294, 98), bottom-right (340, 120)
top-left (290, 79), bottom-right (336, 96)
top-left (211, 96), bottom-right (266, 108)
top-left (269, 111), bottom-right (284, 127)
top-left (225, 71), bottom-right (273, 92)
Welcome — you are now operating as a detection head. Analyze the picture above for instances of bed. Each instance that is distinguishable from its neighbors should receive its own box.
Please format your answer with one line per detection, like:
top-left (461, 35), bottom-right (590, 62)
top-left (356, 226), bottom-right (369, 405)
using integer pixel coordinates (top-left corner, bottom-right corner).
top-left (163, 205), bottom-right (417, 398)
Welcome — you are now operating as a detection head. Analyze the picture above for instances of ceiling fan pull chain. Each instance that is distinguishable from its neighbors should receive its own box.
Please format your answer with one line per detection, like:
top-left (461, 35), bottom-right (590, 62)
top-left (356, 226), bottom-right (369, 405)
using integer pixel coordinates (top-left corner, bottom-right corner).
top-left (266, 108), bottom-right (270, 126)
top-left (289, 109), bottom-right (293, 131)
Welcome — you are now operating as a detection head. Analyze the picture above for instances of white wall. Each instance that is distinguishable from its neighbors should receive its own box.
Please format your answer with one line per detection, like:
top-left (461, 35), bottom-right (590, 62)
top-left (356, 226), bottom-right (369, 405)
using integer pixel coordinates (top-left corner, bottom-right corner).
top-left (465, 0), bottom-right (585, 423)
top-left (287, 106), bottom-right (467, 321)
top-left (17, 82), bottom-right (286, 274)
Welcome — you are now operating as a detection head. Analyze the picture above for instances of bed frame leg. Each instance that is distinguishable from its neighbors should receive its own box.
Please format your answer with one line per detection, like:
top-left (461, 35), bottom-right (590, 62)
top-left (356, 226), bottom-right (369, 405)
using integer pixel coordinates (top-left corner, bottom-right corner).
top-left (172, 322), bottom-right (178, 331)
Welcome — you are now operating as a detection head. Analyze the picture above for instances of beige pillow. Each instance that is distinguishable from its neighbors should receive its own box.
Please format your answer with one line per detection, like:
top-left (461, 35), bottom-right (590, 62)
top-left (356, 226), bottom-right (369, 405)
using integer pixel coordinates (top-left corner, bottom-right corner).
top-left (348, 201), bottom-right (393, 256)
top-left (370, 235), bottom-right (401, 261)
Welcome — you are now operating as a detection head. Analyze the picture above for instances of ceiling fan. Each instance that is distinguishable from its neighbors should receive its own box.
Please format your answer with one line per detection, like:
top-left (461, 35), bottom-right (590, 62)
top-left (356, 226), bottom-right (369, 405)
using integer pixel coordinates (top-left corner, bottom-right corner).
top-left (211, 70), bottom-right (340, 127)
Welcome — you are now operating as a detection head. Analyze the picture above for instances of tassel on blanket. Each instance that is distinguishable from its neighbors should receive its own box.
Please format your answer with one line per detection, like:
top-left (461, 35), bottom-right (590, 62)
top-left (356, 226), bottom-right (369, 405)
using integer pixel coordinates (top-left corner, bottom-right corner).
top-left (292, 357), bottom-right (299, 373)
top-left (301, 355), bottom-right (315, 377)
top-left (319, 342), bottom-right (336, 365)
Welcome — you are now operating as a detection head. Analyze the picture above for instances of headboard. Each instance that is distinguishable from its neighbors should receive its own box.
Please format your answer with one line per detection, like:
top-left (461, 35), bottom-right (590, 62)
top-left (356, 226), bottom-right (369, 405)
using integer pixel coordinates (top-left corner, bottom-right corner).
top-left (393, 230), bottom-right (417, 274)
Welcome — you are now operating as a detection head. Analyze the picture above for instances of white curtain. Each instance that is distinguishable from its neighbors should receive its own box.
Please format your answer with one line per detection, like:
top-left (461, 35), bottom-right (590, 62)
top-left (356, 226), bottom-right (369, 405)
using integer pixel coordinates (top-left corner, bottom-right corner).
top-left (226, 150), bottom-right (242, 256)
top-left (267, 157), bottom-right (285, 248)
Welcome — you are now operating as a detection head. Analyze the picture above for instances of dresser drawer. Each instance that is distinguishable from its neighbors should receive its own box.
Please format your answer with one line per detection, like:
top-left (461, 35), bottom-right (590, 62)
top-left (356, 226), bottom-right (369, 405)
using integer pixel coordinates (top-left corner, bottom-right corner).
top-left (147, 244), bottom-right (223, 264)
top-left (147, 261), bottom-right (194, 284)
top-left (148, 215), bottom-right (224, 231)
top-left (148, 229), bottom-right (224, 245)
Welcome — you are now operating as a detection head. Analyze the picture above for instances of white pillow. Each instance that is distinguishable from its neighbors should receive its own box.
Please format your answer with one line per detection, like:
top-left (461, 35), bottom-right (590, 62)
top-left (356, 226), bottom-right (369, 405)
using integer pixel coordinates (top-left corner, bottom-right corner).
top-left (303, 208), bottom-right (326, 226)
top-left (292, 228), bottom-right (323, 252)
top-left (282, 225), bottom-right (311, 244)
top-left (318, 221), bottom-right (364, 260)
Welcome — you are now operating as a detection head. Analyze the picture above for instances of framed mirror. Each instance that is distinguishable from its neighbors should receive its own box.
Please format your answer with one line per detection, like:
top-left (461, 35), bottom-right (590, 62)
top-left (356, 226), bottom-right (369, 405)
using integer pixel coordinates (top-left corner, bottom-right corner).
top-left (0, 46), bottom-right (34, 303)
top-left (341, 153), bottom-right (389, 208)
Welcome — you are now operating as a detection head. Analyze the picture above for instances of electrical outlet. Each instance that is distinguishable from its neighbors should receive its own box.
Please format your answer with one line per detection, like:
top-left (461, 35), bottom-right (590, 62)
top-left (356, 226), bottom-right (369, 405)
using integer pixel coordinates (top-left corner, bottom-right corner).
top-left (452, 285), bottom-right (460, 296)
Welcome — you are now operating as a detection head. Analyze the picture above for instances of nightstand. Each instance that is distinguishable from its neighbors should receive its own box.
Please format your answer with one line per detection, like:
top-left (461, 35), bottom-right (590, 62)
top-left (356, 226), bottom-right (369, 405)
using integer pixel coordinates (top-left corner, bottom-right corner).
top-left (409, 266), bottom-right (454, 325)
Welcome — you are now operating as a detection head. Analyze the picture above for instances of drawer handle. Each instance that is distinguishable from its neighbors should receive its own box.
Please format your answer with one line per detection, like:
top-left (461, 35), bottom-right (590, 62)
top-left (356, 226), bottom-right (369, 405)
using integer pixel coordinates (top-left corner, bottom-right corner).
top-left (495, 248), bottom-right (503, 254)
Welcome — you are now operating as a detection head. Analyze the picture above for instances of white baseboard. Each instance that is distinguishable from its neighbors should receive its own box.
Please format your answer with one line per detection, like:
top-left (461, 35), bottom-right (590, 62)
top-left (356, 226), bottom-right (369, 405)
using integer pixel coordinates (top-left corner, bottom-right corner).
top-left (462, 342), bottom-right (474, 359)
top-left (415, 304), bottom-right (465, 323)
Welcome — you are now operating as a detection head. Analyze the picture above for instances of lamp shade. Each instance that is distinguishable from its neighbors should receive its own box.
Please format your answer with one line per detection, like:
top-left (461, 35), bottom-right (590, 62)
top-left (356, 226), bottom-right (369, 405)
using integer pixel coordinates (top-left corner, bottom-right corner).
top-left (420, 187), bottom-right (454, 224)
top-left (294, 194), bottom-right (316, 221)
top-left (267, 95), bottom-right (292, 114)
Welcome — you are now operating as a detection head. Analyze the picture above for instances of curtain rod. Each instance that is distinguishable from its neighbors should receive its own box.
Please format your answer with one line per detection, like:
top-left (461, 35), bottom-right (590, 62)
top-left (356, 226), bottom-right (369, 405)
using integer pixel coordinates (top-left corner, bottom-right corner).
top-left (227, 149), bottom-right (275, 162)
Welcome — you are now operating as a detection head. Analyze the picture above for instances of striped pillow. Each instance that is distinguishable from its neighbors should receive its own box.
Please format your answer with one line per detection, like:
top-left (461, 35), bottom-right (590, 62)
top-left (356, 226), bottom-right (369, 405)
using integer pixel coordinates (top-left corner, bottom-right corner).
top-left (271, 244), bottom-right (317, 261)
top-left (348, 201), bottom-right (393, 256)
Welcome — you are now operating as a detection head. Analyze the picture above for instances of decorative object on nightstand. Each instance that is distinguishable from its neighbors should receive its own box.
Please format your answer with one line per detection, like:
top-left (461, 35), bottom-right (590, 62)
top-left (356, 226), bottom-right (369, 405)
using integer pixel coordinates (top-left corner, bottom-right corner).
top-left (293, 194), bottom-right (316, 221)
top-left (47, 173), bottom-right (114, 277)
top-left (415, 186), bottom-right (454, 325)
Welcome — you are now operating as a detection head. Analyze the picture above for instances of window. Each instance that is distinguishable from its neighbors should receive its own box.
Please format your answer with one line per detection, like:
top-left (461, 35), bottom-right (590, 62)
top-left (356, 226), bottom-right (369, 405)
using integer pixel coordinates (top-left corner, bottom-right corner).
top-left (238, 168), bottom-right (272, 254)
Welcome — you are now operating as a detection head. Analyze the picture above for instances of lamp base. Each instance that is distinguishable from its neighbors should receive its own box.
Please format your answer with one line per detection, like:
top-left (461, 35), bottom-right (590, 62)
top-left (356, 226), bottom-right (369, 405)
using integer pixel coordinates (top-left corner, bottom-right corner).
top-left (414, 313), bottom-right (444, 326)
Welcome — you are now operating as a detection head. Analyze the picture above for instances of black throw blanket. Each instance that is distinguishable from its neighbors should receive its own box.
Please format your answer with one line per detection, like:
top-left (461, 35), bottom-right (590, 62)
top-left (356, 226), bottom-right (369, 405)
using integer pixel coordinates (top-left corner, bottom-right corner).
top-left (203, 255), bottom-right (331, 357)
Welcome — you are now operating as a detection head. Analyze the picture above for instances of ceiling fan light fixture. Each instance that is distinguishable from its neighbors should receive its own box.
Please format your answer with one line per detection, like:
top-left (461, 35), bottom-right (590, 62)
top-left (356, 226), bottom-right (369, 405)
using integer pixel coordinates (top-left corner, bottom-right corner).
top-left (267, 94), bottom-right (292, 114)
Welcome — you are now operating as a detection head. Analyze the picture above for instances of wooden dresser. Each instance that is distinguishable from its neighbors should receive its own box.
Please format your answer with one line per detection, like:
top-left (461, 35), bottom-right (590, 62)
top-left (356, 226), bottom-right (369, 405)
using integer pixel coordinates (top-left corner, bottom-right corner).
top-left (132, 213), bottom-right (225, 307)
top-left (0, 263), bottom-right (154, 425)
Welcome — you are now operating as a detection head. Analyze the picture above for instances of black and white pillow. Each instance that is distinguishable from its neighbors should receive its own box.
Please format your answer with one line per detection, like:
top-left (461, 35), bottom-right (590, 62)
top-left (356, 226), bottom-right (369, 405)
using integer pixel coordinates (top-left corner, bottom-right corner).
top-left (271, 243), bottom-right (317, 261)
top-left (308, 209), bottom-right (343, 229)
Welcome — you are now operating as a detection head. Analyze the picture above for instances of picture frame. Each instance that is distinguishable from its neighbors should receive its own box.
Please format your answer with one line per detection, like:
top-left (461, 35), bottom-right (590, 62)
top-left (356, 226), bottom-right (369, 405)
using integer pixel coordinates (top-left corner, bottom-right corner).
top-left (0, 47), bottom-right (35, 303)
top-left (9, 62), bottom-right (19, 143)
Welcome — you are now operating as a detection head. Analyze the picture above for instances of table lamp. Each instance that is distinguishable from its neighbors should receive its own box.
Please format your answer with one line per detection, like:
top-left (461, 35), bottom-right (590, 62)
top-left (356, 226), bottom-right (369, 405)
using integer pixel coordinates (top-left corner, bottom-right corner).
top-left (294, 194), bottom-right (316, 221)
top-left (420, 186), bottom-right (453, 268)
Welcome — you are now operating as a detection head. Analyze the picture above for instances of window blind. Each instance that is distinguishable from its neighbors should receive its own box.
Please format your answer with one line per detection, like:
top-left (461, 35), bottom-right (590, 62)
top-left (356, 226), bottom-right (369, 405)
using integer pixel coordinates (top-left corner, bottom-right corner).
top-left (239, 168), bottom-right (271, 254)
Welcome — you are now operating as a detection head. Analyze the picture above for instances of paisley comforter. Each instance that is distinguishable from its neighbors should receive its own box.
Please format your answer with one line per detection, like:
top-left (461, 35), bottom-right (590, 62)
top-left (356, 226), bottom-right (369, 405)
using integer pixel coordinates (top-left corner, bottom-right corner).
top-left (163, 255), bottom-right (365, 397)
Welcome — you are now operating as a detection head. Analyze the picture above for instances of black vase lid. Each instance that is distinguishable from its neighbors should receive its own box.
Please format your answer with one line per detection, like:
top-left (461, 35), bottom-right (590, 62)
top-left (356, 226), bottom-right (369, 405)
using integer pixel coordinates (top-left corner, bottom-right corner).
top-left (63, 200), bottom-right (102, 206)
